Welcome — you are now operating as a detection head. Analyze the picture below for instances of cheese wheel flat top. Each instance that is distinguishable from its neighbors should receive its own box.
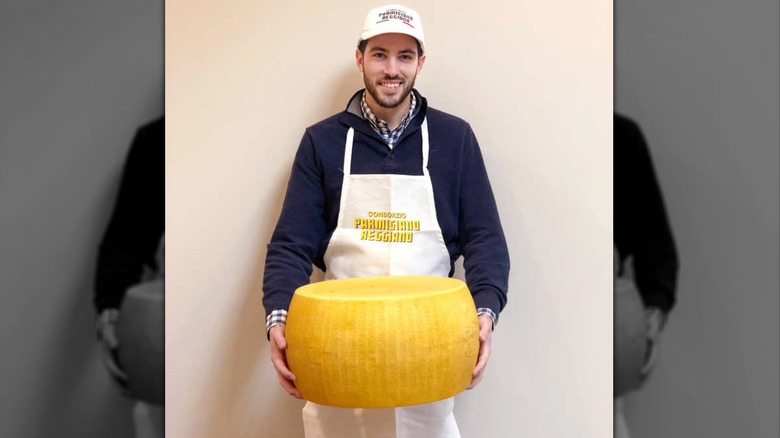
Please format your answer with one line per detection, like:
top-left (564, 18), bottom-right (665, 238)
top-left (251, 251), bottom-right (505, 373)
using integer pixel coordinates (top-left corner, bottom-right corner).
top-left (294, 275), bottom-right (465, 301)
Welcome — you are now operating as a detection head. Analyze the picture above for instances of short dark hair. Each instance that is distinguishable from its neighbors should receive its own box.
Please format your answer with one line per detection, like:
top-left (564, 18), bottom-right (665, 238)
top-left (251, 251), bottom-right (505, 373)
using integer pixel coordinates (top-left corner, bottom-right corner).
top-left (357, 38), bottom-right (424, 57)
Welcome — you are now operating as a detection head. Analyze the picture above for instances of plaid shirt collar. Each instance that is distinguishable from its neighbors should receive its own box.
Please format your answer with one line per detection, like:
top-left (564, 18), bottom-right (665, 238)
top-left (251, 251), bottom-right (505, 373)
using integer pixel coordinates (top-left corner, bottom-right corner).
top-left (360, 90), bottom-right (417, 149)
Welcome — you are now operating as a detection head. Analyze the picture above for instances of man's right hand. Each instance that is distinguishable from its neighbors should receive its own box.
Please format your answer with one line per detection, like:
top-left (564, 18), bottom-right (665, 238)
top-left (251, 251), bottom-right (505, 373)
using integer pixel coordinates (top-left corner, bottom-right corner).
top-left (96, 310), bottom-right (130, 392)
top-left (269, 325), bottom-right (302, 398)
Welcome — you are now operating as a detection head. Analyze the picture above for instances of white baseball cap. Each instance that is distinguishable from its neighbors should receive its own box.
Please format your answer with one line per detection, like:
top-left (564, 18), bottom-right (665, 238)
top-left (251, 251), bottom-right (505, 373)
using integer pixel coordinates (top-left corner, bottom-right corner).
top-left (359, 4), bottom-right (425, 52)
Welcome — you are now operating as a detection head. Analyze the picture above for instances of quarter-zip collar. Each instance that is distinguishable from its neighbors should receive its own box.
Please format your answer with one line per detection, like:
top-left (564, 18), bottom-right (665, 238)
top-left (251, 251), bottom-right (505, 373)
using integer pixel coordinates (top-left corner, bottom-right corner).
top-left (340, 88), bottom-right (428, 147)
top-left (360, 91), bottom-right (417, 149)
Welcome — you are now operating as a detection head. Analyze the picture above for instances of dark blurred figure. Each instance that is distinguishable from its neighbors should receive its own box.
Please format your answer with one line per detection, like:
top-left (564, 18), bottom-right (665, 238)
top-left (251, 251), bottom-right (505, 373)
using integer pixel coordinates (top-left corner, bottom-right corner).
top-left (94, 116), bottom-right (164, 438)
top-left (614, 113), bottom-right (679, 438)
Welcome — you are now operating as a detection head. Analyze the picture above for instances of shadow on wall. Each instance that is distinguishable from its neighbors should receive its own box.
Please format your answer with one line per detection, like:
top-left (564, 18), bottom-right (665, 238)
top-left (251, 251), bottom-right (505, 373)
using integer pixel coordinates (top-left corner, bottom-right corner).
top-left (616, 1), bottom-right (779, 437)
top-left (0, 2), bottom-right (163, 436)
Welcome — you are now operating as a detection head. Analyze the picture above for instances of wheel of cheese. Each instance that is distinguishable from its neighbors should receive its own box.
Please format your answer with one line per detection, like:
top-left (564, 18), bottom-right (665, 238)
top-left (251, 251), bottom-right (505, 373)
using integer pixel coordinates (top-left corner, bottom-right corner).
top-left (118, 278), bottom-right (164, 405)
top-left (285, 275), bottom-right (479, 408)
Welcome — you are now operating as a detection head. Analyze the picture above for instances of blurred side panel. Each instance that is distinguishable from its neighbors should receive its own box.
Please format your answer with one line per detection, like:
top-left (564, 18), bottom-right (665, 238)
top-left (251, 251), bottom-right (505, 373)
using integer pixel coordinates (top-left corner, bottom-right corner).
top-left (0, 1), bottom-right (163, 436)
top-left (616, 0), bottom-right (779, 437)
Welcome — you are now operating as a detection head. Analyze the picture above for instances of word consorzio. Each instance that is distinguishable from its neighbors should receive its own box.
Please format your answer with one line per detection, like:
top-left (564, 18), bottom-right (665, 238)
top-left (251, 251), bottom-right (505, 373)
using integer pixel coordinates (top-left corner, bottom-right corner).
top-left (354, 212), bottom-right (420, 243)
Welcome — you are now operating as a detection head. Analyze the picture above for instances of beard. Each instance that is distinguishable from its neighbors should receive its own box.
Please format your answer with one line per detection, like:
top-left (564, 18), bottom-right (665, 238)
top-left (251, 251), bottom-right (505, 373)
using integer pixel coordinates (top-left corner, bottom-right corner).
top-left (363, 73), bottom-right (417, 109)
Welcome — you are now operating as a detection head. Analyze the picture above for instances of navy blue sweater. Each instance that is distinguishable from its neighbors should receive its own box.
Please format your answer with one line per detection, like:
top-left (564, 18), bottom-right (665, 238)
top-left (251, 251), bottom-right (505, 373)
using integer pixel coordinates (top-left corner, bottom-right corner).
top-left (94, 117), bottom-right (164, 312)
top-left (614, 114), bottom-right (678, 313)
top-left (262, 90), bottom-right (509, 319)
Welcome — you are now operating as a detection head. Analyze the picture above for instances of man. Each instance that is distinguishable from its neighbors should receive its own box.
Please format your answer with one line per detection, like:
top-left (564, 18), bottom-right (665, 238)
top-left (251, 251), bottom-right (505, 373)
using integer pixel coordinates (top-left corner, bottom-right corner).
top-left (94, 116), bottom-right (165, 438)
top-left (613, 113), bottom-right (679, 438)
top-left (262, 5), bottom-right (509, 437)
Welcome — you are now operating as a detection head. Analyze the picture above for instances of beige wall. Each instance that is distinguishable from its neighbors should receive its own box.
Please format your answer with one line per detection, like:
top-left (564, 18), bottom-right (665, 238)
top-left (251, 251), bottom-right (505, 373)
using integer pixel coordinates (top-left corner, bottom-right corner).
top-left (616, 1), bottom-right (780, 437)
top-left (167, 1), bottom-right (612, 436)
top-left (0, 1), bottom-right (163, 436)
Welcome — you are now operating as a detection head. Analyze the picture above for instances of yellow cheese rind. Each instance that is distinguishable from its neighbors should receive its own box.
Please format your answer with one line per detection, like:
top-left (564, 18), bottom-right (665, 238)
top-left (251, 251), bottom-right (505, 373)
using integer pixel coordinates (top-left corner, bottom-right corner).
top-left (286, 276), bottom-right (479, 408)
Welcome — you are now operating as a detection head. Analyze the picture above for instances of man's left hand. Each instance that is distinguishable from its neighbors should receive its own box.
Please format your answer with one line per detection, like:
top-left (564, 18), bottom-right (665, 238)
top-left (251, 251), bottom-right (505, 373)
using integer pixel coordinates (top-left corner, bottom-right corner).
top-left (640, 308), bottom-right (665, 378)
top-left (467, 314), bottom-right (493, 389)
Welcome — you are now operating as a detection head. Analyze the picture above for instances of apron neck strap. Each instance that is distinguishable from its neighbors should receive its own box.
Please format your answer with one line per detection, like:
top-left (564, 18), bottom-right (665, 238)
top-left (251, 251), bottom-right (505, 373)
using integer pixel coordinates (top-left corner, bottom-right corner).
top-left (342, 117), bottom-right (430, 176)
top-left (343, 128), bottom-right (355, 175)
top-left (421, 118), bottom-right (430, 176)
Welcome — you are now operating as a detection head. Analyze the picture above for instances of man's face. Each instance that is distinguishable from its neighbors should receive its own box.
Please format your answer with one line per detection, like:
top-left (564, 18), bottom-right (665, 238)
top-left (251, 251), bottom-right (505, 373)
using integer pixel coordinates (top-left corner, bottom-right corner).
top-left (356, 33), bottom-right (426, 110)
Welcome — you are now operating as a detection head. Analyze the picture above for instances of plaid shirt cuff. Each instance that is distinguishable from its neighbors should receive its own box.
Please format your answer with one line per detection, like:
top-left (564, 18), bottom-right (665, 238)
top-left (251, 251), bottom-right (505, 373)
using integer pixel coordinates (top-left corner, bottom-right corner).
top-left (266, 309), bottom-right (288, 340)
top-left (477, 308), bottom-right (497, 330)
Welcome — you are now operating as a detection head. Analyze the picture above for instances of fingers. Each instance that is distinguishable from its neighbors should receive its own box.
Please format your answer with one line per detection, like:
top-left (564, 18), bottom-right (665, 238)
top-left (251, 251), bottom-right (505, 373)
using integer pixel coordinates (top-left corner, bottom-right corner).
top-left (100, 343), bottom-right (129, 384)
top-left (276, 370), bottom-right (302, 399)
top-left (270, 328), bottom-right (295, 381)
top-left (468, 342), bottom-right (490, 387)
top-left (101, 324), bottom-right (120, 349)
top-left (104, 354), bottom-right (129, 381)
top-left (269, 326), bottom-right (301, 398)
top-left (98, 322), bottom-right (129, 395)
top-left (640, 311), bottom-right (664, 378)
top-left (467, 323), bottom-right (492, 389)
top-left (270, 325), bottom-right (287, 350)
top-left (640, 338), bottom-right (659, 376)
top-left (473, 320), bottom-right (492, 376)
top-left (467, 373), bottom-right (484, 390)
top-left (271, 353), bottom-right (297, 383)
top-left (472, 334), bottom-right (490, 376)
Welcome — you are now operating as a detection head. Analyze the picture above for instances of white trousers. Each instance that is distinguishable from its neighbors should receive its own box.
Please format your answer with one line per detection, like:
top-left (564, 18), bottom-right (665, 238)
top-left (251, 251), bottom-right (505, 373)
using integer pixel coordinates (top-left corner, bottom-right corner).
top-left (302, 397), bottom-right (460, 438)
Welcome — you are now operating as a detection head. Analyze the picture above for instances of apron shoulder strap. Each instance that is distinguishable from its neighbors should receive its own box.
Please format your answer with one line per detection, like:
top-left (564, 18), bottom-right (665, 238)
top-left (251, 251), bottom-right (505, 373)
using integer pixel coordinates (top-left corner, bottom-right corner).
top-left (421, 118), bottom-right (430, 176)
top-left (343, 128), bottom-right (355, 175)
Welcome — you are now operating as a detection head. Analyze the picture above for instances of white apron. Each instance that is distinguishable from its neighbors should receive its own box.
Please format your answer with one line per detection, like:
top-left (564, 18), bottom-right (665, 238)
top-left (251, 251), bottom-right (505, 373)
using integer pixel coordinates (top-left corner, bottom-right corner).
top-left (302, 119), bottom-right (460, 438)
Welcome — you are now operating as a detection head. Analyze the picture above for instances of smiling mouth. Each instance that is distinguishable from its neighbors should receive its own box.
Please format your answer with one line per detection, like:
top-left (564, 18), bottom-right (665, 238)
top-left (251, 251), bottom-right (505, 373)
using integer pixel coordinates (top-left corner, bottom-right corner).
top-left (380, 81), bottom-right (402, 90)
